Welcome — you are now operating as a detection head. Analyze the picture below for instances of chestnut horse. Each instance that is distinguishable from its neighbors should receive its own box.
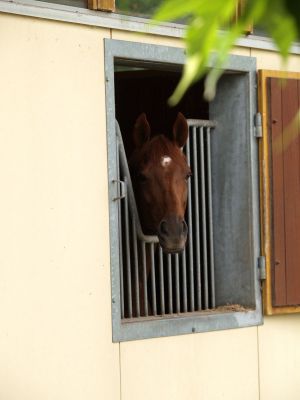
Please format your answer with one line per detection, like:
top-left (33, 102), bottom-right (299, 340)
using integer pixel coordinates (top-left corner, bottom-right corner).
top-left (129, 112), bottom-right (191, 254)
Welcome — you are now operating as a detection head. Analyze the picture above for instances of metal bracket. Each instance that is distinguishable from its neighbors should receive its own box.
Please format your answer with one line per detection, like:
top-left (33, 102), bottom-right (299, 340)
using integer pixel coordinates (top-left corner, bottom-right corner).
top-left (112, 179), bottom-right (127, 201)
top-left (258, 256), bottom-right (266, 281)
top-left (254, 112), bottom-right (262, 138)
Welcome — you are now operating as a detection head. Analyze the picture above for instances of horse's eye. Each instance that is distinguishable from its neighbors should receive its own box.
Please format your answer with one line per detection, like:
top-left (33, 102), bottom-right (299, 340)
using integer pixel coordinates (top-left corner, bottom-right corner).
top-left (185, 172), bottom-right (192, 181)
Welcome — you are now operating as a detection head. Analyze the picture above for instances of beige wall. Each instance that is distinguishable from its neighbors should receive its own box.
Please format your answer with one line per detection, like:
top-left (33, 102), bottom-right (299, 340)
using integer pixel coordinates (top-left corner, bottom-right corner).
top-left (121, 327), bottom-right (259, 400)
top-left (0, 11), bottom-right (300, 400)
top-left (0, 13), bottom-right (119, 400)
top-left (259, 315), bottom-right (300, 400)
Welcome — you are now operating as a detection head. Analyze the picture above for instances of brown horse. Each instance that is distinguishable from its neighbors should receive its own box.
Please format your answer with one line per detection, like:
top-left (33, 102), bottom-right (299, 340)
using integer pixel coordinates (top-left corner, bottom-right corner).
top-left (129, 112), bottom-right (191, 254)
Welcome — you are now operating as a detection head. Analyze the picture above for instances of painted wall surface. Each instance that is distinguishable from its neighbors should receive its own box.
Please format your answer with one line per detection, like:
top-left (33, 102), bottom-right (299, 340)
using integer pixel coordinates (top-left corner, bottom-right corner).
top-left (0, 13), bottom-right (119, 400)
top-left (0, 11), bottom-right (300, 400)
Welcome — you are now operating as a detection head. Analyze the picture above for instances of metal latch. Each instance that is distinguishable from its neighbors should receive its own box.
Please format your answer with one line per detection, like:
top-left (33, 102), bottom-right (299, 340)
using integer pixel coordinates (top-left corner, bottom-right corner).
top-left (258, 256), bottom-right (266, 281)
top-left (112, 179), bottom-right (127, 201)
top-left (254, 112), bottom-right (262, 138)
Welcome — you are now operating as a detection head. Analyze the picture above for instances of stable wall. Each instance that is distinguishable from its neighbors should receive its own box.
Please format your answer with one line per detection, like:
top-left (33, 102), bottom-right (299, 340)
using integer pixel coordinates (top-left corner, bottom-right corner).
top-left (0, 11), bottom-right (300, 400)
top-left (0, 13), bottom-right (119, 400)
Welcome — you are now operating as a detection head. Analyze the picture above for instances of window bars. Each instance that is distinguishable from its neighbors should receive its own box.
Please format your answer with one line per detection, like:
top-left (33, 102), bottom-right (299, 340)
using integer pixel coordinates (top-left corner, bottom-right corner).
top-left (116, 119), bottom-right (217, 320)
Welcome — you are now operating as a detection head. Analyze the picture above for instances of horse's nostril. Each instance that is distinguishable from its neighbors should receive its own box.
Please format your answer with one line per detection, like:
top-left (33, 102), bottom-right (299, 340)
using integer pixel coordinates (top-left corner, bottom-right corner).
top-left (182, 220), bottom-right (188, 235)
top-left (159, 220), bottom-right (168, 236)
top-left (159, 219), bottom-right (188, 239)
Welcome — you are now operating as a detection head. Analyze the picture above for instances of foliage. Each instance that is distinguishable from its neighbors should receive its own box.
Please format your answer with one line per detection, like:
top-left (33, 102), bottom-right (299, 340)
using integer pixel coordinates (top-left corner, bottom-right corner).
top-left (154, 0), bottom-right (300, 104)
top-left (116, 0), bottom-right (163, 16)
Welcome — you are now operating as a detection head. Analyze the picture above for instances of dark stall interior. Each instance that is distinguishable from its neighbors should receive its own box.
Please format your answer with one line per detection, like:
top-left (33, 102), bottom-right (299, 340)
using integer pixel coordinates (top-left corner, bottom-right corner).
top-left (113, 64), bottom-right (257, 310)
top-left (114, 67), bottom-right (209, 157)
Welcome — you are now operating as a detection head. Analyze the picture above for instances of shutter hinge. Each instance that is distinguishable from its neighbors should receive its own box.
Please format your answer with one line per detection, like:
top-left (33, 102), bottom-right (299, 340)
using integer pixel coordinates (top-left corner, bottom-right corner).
top-left (258, 256), bottom-right (266, 281)
top-left (254, 112), bottom-right (262, 138)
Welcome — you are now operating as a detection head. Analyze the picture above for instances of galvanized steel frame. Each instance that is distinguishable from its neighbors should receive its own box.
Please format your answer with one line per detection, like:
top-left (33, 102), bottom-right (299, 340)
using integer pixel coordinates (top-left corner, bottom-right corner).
top-left (105, 39), bottom-right (262, 342)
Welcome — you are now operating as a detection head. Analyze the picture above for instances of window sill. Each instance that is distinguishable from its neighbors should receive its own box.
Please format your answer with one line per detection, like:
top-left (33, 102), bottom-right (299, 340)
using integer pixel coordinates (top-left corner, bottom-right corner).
top-left (1, 0), bottom-right (300, 55)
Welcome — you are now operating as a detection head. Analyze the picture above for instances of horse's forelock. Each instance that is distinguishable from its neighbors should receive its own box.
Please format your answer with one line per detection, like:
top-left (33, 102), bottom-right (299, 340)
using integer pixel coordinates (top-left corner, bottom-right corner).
top-left (143, 135), bottom-right (182, 164)
top-left (129, 134), bottom-right (186, 170)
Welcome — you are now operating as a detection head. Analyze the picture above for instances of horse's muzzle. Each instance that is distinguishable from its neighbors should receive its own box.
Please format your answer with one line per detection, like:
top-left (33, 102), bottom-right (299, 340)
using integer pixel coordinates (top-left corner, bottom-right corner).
top-left (157, 216), bottom-right (188, 254)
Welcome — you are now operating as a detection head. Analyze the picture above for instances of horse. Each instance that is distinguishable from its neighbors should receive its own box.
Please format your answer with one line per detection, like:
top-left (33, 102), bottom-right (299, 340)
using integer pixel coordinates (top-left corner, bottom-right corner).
top-left (123, 112), bottom-right (191, 317)
top-left (129, 112), bottom-right (191, 254)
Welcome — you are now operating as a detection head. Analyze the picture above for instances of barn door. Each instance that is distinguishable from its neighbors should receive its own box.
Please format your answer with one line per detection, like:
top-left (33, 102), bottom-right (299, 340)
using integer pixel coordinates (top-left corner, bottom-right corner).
top-left (259, 70), bottom-right (300, 315)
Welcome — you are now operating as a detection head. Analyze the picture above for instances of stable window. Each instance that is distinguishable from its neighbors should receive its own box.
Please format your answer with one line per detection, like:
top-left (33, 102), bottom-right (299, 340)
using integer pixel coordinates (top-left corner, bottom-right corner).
top-left (259, 70), bottom-right (300, 315)
top-left (106, 39), bottom-right (262, 341)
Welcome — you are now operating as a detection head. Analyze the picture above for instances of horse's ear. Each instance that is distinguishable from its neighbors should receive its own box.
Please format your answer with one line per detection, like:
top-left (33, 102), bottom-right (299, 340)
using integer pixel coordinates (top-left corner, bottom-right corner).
top-left (133, 113), bottom-right (151, 148)
top-left (172, 112), bottom-right (188, 148)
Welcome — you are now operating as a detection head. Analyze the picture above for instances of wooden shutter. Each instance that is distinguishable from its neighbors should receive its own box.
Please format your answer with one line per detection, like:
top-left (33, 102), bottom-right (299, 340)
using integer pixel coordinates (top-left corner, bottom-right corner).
top-left (233, 0), bottom-right (253, 35)
top-left (259, 70), bottom-right (300, 315)
top-left (88, 0), bottom-right (115, 11)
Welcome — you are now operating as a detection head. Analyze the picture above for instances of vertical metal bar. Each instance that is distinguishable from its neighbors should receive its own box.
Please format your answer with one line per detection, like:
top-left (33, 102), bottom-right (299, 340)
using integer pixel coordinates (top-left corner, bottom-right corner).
top-left (181, 250), bottom-right (187, 313)
top-left (192, 126), bottom-right (202, 310)
top-left (117, 140), bottom-right (124, 318)
top-left (167, 254), bottom-right (173, 314)
top-left (119, 120), bottom-right (216, 320)
top-left (124, 177), bottom-right (132, 317)
top-left (159, 247), bottom-right (165, 315)
top-left (119, 198), bottom-right (124, 318)
top-left (141, 242), bottom-right (148, 316)
top-left (132, 222), bottom-right (140, 317)
top-left (175, 254), bottom-right (180, 313)
top-left (200, 127), bottom-right (209, 309)
top-left (150, 243), bottom-right (157, 316)
top-left (185, 133), bottom-right (195, 312)
top-left (207, 127), bottom-right (216, 307)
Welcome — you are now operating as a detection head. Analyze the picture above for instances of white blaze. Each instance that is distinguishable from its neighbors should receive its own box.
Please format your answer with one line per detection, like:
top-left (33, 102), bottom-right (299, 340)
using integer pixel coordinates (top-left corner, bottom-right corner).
top-left (161, 156), bottom-right (172, 167)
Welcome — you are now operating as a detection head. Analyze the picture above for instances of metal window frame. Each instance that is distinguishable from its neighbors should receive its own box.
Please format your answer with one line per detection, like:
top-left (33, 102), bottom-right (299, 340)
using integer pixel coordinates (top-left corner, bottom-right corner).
top-left (105, 38), bottom-right (262, 342)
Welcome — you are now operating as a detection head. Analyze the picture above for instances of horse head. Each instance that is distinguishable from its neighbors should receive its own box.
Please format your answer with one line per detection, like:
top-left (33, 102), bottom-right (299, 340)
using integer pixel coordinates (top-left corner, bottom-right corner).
top-left (129, 112), bottom-right (191, 254)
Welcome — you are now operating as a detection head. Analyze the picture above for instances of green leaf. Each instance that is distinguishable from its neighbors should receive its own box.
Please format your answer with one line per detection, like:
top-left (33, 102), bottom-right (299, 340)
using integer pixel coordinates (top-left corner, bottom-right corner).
top-left (153, 0), bottom-right (299, 105)
top-left (168, 53), bottom-right (203, 105)
top-left (154, 0), bottom-right (204, 22)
